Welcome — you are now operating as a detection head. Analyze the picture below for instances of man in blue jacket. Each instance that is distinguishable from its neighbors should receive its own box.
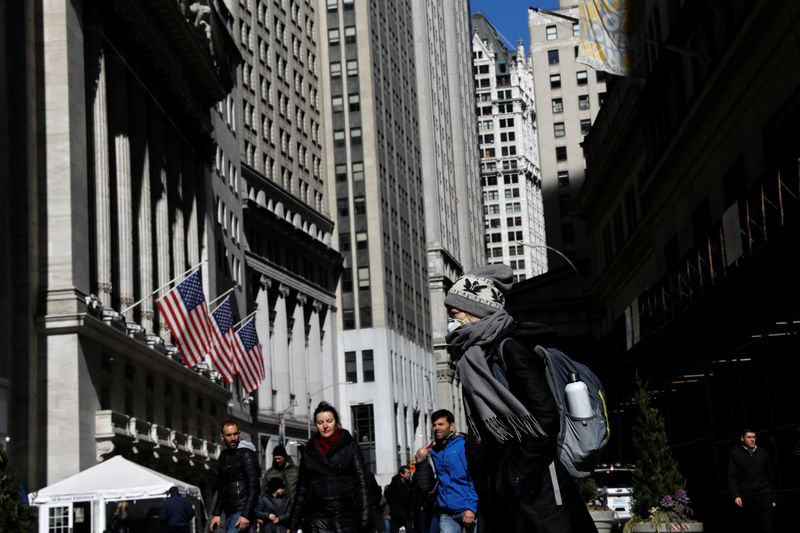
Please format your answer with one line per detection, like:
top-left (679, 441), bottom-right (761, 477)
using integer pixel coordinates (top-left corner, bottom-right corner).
top-left (428, 409), bottom-right (477, 533)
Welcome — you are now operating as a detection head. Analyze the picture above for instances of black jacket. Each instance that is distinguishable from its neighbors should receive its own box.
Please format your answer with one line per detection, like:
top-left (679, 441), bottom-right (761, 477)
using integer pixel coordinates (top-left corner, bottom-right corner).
top-left (255, 493), bottom-right (291, 533)
top-left (728, 445), bottom-right (775, 499)
top-left (384, 474), bottom-right (412, 520)
top-left (212, 443), bottom-right (261, 520)
top-left (289, 429), bottom-right (370, 531)
top-left (463, 328), bottom-right (595, 533)
top-left (410, 458), bottom-right (437, 515)
top-left (159, 494), bottom-right (196, 527)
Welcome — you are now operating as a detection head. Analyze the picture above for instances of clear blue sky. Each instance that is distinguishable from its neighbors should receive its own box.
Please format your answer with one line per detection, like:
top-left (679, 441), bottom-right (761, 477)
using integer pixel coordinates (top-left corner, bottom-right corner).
top-left (470, 0), bottom-right (561, 51)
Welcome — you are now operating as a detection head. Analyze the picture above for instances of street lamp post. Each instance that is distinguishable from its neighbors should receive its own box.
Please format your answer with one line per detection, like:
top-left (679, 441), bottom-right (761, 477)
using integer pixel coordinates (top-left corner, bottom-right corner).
top-left (516, 241), bottom-right (582, 284)
top-left (306, 382), bottom-right (353, 439)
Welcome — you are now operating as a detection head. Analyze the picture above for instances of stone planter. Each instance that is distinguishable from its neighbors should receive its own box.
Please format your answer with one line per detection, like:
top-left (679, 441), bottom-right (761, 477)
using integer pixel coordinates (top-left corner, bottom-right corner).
top-left (631, 522), bottom-right (703, 532)
top-left (589, 510), bottom-right (615, 533)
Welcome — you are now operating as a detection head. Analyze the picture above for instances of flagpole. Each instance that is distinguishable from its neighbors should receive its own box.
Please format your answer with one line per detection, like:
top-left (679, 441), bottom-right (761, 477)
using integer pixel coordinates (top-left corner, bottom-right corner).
top-left (209, 284), bottom-right (239, 310)
top-left (232, 309), bottom-right (259, 331)
top-left (120, 260), bottom-right (206, 315)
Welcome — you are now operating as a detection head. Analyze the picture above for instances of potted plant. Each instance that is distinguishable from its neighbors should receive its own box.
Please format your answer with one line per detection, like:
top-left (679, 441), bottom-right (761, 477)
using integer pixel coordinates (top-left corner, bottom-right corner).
top-left (623, 377), bottom-right (703, 533)
top-left (577, 476), bottom-right (615, 533)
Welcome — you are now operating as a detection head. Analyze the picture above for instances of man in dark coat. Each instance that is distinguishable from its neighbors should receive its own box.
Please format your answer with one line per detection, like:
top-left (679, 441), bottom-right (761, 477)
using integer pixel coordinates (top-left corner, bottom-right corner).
top-left (385, 465), bottom-right (414, 533)
top-left (411, 448), bottom-right (438, 533)
top-left (264, 444), bottom-right (300, 503)
top-left (159, 486), bottom-right (196, 533)
top-left (444, 264), bottom-right (596, 533)
top-left (210, 420), bottom-right (261, 532)
top-left (728, 429), bottom-right (776, 533)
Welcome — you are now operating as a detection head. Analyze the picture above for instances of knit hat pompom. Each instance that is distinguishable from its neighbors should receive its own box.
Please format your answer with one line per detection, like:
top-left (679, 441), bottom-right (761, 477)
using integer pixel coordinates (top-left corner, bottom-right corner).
top-left (444, 264), bottom-right (514, 318)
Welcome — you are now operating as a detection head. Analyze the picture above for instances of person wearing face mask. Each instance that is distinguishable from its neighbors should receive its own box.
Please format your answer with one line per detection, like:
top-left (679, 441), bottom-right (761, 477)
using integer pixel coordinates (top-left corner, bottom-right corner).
top-left (288, 401), bottom-right (371, 533)
top-left (444, 264), bottom-right (596, 533)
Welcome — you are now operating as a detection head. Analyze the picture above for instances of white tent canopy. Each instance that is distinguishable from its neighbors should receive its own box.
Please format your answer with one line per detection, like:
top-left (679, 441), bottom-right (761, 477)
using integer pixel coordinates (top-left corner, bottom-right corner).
top-left (30, 455), bottom-right (203, 504)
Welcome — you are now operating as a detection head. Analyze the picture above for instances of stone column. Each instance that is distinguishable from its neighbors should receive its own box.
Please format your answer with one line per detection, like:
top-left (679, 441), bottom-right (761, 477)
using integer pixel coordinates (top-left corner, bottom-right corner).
top-left (272, 284), bottom-right (290, 412)
top-left (291, 294), bottom-right (308, 418)
top-left (150, 113), bottom-right (171, 337)
top-left (168, 132), bottom-right (186, 277)
top-left (131, 86), bottom-right (154, 331)
top-left (184, 153), bottom-right (200, 267)
top-left (108, 54), bottom-right (134, 318)
top-left (256, 278), bottom-right (274, 414)
top-left (306, 301), bottom-right (324, 413)
top-left (89, 34), bottom-right (112, 305)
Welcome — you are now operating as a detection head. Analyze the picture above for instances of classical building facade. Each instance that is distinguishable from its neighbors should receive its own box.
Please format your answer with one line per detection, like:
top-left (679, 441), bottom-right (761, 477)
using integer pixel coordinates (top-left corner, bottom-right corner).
top-left (575, 0), bottom-right (800, 528)
top-left (225, 0), bottom-right (343, 463)
top-left (528, 3), bottom-right (606, 268)
top-left (319, 0), bottom-right (435, 485)
top-left (0, 0), bottom-right (240, 505)
top-left (473, 13), bottom-right (548, 281)
top-left (412, 0), bottom-right (484, 432)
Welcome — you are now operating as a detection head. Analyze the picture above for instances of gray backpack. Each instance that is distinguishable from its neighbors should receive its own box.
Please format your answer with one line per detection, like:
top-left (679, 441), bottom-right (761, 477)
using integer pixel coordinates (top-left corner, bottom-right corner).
top-left (499, 341), bottom-right (610, 478)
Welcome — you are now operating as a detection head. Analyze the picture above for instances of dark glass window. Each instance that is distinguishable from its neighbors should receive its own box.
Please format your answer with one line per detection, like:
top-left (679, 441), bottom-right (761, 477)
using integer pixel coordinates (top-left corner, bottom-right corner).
top-left (345, 351), bottom-right (358, 383)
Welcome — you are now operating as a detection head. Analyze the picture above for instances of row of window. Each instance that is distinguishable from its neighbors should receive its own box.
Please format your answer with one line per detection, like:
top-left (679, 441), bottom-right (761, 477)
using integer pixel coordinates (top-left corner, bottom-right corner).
top-left (549, 70), bottom-right (590, 89)
top-left (484, 202), bottom-right (522, 215)
top-left (552, 94), bottom-right (593, 113)
top-left (545, 23), bottom-right (580, 41)
top-left (486, 216), bottom-right (523, 229)
top-left (485, 230), bottom-right (525, 243)
top-left (481, 174), bottom-right (519, 186)
top-left (483, 188), bottom-right (520, 200)
top-left (553, 119), bottom-right (592, 137)
top-left (344, 349), bottom-right (374, 383)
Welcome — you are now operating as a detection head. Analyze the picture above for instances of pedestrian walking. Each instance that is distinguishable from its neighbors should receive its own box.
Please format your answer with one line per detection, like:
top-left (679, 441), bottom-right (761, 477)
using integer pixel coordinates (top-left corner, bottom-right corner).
top-left (728, 429), bottom-right (776, 533)
top-left (414, 409), bottom-right (477, 533)
top-left (444, 264), bottom-right (596, 532)
top-left (411, 448), bottom-right (438, 533)
top-left (288, 401), bottom-right (370, 533)
top-left (384, 465), bottom-right (414, 533)
top-left (159, 486), bottom-right (196, 533)
top-left (209, 419), bottom-right (261, 532)
top-left (255, 477), bottom-right (291, 533)
top-left (264, 444), bottom-right (299, 503)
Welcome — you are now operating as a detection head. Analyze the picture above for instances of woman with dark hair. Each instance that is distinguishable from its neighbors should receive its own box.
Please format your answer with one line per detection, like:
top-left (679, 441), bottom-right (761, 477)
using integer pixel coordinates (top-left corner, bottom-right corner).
top-left (288, 401), bottom-right (370, 533)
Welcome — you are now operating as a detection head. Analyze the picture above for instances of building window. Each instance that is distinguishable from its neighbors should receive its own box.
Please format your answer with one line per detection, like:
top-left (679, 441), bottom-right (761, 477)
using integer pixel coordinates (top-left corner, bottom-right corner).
top-left (350, 127), bottom-right (362, 143)
top-left (596, 70), bottom-right (607, 83)
top-left (556, 146), bottom-right (567, 161)
top-left (328, 28), bottom-right (340, 44)
top-left (342, 0), bottom-right (354, 8)
top-left (351, 404), bottom-right (376, 471)
top-left (352, 161), bottom-right (364, 180)
top-left (343, 308), bottom-right (355, 329)
top-left (573, 22), bottom-right (580, 37)
top-left (326, 0), bottom-right (337, 10)
top-left (345, 351), bottom-right (358, 382)
top-left (335, 164), bottom-right (348, 182)
top-left (578, 94), bottom-right (590, 110)
top-left (558, 170), bottom-right (570, 187)
top-left (552, 98), bottom-right (563, 113)
top-left (549, 74), bottom-right (561, 89)
top-left (333, 129), bottom-right (345, 144)
top-left (348, 93), bottom-right (360, 112)
top-left (554, 122), bottom-right (566, 137)
top-left (546, 25), bottom-right (557, 40)
top-left (344, 26), bottom-right (356, 43)
top-left (576, 70), bottom-right (588, 85)
top-left (331, 96), bottom-right (343, 113)
top-left (599, 92), bottom-right (607, 106)
top-left (362, 350), bottom-right (374, 382)
top-left (330, 62), bottom-right (341, 77)
top-left (580, 118), bottom-right (592, 135)
top-left (547, 49), bottom-right (559, 65)
top-left (346, 60), bottom-right (358, 76)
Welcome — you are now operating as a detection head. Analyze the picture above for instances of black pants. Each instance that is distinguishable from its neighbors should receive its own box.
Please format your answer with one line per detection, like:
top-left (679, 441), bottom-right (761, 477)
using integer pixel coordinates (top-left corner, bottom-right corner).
top-left (736, 494), bottom-right (774, 533)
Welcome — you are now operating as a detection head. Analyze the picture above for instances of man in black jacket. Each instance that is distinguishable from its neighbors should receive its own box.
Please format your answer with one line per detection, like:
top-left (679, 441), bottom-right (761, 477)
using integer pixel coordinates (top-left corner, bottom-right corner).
top-left (385, 465), bottom-right (414, 533)
top-left (159, 486), bottom-right (196, 533)
top-left (728, 429), bottom-right (776, 533)
top-left (210, 420), bottom-right (261, 532)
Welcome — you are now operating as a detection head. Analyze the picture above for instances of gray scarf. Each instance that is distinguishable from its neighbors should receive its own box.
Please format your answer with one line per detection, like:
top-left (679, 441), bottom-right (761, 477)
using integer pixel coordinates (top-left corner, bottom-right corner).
top-left (448, 309), bottom-right (545, 444)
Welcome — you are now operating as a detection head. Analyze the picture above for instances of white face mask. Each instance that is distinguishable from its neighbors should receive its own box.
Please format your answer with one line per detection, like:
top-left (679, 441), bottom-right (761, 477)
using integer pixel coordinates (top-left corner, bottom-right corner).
top-left (447, 317), bottom-right (467, 335)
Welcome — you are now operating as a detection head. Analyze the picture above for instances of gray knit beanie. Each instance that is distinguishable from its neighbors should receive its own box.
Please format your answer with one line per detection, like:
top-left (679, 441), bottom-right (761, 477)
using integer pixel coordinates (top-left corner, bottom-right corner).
top-left (444, 264), bottom-right (514, 318)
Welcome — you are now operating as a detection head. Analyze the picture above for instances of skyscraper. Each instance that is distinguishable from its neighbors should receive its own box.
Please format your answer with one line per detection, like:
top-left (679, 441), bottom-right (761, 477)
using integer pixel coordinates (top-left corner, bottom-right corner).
top-left (528, 2), bottom-right (607, 267)
top-left (319, 0), bottom-right (435, 483)
top-left (473, 13), bottom-right (548, 282)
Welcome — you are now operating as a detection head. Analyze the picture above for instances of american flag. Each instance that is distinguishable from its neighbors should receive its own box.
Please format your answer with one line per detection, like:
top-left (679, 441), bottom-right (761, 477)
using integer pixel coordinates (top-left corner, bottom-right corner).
top-left (230, 316), bottom-right (265, 393)
top-left (208, 297), bottom-right (236, 383)
top-left (156, 270), bottom-right (212, 368)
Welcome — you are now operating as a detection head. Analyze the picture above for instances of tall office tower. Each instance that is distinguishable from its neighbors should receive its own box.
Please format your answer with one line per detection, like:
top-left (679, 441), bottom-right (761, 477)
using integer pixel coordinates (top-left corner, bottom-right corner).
top-left (412, 0), bottom-right (484, 429)
top-left (473, 13), bottom-right (548, 282)
top-left (227, 0), bottom-right (343, 455)
top-left (528, 2), bottom-right (607, 268)
top-left (319, 0), bottom-right (435, 485)
top-left (0, 0), bottom-right (239, 492)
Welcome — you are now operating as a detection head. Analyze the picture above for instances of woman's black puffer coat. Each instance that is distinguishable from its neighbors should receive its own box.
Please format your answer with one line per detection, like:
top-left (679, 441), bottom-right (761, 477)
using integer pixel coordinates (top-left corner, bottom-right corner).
top-left (289, 429), bottom-right (370, 532)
